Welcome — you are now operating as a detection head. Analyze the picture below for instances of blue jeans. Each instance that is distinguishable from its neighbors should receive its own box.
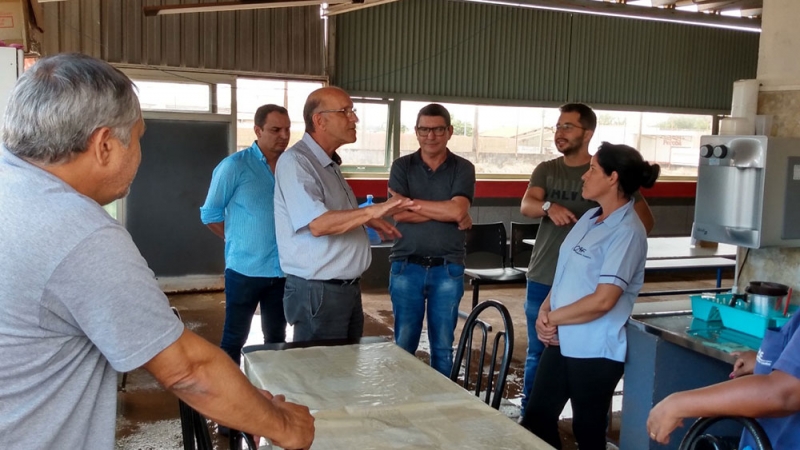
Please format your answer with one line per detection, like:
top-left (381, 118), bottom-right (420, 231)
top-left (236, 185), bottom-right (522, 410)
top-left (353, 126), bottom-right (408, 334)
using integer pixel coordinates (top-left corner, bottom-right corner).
top-left (221, 269), bottom-right (287, 365)
top-left (389, 260), bottom-right (465, 377)
top-left (521, 280), bottom-right (551, 414)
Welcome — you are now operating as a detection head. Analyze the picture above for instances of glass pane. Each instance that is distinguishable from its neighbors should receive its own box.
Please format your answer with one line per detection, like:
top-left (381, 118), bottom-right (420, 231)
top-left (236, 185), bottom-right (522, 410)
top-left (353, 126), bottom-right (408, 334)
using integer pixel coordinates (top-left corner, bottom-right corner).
top-left (133, 80), bottom-right (210, 112)
top-left (338, 102), bottom-right (389, 167)
top-left (217, 84), bottom-right (231, 114)
top-left (400, 101), bottom-right (563, 175)
top-left (103, 201), bottom-right (118, 221)
top-left (235, 78), bottom-right (323, 151)
top-left (399, 101), bottom-right (710, 178)
top-left (592, 110), bottom-right (710, 177)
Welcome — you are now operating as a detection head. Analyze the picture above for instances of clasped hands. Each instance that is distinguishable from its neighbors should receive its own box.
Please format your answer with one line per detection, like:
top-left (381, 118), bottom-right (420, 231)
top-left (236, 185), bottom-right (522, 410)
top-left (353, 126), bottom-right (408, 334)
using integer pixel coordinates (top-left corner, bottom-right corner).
top-left (364, 193), bottom-right (418, 241)
top-left (535, 310), bottom-right (559, 346)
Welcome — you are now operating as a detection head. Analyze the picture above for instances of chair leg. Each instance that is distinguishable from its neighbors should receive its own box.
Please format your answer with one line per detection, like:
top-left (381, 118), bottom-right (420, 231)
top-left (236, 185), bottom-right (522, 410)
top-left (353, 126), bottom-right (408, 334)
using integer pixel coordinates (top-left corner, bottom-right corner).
top-left (119, 372), bottom-right (128, 392)
top-left (458, 281), bottom-right (491, 331)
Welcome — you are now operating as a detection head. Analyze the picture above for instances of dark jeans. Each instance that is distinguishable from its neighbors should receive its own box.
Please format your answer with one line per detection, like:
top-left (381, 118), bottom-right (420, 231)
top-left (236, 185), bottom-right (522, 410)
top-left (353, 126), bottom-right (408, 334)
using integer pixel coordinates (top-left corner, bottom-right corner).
top-left (520, 346), bottom-right (624, 450)
top-left (522, 280), bottom-right (551, 414)
top-left (220, 269), bottom-right (287, 365)
top-left (389, 260), bottom-right (465, 376)
top-left (283, 274), bottom-right (364, 342)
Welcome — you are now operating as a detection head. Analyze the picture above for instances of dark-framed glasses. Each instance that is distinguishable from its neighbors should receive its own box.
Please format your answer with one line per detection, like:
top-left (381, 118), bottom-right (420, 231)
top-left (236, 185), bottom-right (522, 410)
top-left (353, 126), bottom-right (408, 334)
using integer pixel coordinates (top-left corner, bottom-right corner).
top-left (416, 126), bottom-right (448, 137)
top-left (552, 123), bottom-right (585, 132)
top-left (317, 108), bottom-right (357, 117)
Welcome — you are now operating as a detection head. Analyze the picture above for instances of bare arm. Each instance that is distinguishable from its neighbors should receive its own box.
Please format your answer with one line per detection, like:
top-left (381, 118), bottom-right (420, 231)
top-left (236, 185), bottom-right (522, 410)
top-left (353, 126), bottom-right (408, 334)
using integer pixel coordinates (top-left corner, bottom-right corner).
top-left (634, 196), bottom-right (655, 235)
top-left (393, 211), bottom-right (430, 224)
top-left (520, 186), bottom-right (577, 226)
top-left (206, 222), bottom-right (224, 239)
top-left (308, 198), bottom-right (415, 237)
top-left (647, 370), bottom-right (800, 444)
top-left (388, 188), bottom-right (470, 224)
top-left (547, 284), bottom-right (624, 326)
top-left (143, 329), bottom-right (314, 450)
top-left (520, 186), bottom-right (547, 219)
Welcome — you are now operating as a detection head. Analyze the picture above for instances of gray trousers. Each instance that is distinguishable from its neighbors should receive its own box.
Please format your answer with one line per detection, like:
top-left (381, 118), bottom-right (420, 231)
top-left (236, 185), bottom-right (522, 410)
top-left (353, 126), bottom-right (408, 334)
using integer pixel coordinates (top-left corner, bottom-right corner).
top-left (283, 274), bottom-right (364, 342)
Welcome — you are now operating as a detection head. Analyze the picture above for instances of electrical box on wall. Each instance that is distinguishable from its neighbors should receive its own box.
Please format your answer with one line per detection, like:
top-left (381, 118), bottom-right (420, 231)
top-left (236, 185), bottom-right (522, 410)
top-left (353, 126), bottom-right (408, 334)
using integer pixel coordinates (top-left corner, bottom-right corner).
top-left (0, 0), bottom-right (43, 54)
top-left (0, 45), bottom-right (22, 121)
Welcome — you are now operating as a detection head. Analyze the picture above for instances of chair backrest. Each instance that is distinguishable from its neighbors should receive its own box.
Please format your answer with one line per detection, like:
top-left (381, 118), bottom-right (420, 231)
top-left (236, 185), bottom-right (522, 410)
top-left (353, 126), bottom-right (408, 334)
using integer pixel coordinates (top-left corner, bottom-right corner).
top-left (464, 222), bottom-right (508, 269)
top-left (178, 400), bottom-right (257, 450)
top-left (679, 416), bottom-right (772, 450)
top-left (173, 307), bottom-right (256, 450)
top-left (510, 222), bottom-right (540, 269)
top-left (449, 299), bottom-right (514, 410)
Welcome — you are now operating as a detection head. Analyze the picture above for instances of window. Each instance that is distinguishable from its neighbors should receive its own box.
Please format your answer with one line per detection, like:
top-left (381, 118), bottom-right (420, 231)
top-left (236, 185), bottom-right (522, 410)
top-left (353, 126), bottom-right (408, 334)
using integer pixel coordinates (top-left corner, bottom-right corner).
top-left (338, 100), bottom-right (391, 169)
top-left (133, 80), bottom-right (212, 112)
top-left (399, 101), bottom-right (560, 176)
top-left (235, 78), bottom-right (324, 150)
top-left (392, 101), bottom-right (712, 178)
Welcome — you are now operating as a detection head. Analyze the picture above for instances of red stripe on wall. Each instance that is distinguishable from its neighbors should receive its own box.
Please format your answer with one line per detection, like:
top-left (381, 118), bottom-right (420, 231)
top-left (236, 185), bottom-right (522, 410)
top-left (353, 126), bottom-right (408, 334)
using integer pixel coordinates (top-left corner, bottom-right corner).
top-left (348, 179), bottom-right (695, 199)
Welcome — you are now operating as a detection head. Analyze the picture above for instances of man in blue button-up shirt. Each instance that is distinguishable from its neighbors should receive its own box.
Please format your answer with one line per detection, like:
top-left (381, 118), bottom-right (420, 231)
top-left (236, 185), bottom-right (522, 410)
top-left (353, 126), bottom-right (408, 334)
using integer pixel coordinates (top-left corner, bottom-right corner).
top-left (201, 104), bottom-right (291, 364)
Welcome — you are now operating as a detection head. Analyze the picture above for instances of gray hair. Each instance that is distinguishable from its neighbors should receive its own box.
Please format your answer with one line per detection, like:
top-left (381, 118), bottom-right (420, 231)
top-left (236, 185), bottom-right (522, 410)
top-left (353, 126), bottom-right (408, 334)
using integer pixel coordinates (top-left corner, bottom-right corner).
top-left (2, 53), bottom-right (141, 165)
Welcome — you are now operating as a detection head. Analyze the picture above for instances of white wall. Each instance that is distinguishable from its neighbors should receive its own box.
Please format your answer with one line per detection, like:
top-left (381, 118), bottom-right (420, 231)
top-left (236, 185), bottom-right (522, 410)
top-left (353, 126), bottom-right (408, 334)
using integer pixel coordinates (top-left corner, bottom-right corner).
top-left (757, 0), bottom-right (800, 87)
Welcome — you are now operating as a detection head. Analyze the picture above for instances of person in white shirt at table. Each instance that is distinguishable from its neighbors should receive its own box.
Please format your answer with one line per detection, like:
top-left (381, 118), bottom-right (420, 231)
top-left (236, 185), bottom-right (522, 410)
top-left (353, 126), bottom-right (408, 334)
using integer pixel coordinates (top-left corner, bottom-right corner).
top-left (520, 142), bottom-right (660, 450)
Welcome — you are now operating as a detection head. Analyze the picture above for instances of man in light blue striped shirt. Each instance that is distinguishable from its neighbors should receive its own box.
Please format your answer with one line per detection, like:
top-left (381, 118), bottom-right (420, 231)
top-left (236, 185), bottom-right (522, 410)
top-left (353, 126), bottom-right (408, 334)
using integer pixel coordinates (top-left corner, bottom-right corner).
top-left (200, 104), bottom-right (290, 364)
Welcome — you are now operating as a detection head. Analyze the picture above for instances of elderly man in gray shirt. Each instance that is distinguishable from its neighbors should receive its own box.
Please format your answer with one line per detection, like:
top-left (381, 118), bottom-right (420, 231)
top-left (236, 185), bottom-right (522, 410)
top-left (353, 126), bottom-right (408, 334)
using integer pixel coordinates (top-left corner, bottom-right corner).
top-left (274, 86), bottom-right (416, 342)
top-left (0, 53), bottom-right (314, 450)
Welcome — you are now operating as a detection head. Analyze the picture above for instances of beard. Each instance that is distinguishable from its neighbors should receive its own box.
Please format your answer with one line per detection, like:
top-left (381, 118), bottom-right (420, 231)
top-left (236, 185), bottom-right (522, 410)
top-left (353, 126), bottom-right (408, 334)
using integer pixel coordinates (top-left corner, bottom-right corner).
top-left (557, 136), bottom-right (585, 157)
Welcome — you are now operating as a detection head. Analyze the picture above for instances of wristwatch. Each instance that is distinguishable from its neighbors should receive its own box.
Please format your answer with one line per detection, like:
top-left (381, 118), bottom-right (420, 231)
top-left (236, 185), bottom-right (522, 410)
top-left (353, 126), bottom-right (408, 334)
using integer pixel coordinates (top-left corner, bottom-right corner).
top-left (542, 201), bottom-right (552, 216)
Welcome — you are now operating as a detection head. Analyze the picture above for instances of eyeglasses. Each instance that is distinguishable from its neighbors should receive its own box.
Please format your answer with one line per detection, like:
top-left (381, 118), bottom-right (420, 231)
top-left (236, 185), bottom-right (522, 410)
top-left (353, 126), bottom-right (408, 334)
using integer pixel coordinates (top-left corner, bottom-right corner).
top-left (416, 126), bottom-right (449, 137)
top-left (317, 108), bottom-right (358, 118)
top-left (552, 123), bottom-right (585, 132)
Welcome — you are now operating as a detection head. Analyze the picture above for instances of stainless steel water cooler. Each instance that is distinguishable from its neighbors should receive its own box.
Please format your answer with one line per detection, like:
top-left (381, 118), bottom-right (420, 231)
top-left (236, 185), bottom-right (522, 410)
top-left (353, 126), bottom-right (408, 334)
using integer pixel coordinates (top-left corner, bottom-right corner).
top-left (692, 135), bottom-right (800, 248)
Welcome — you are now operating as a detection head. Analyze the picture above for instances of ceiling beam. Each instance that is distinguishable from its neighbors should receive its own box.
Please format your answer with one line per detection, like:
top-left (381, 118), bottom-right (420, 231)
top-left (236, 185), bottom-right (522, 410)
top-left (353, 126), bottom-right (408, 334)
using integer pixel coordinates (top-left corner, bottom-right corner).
top-left (468, 0), bottom-right (760, 31)
top-left (142, 0), bottom-right (357, 17)
top-left (326, 0), bottom-right (400, 16)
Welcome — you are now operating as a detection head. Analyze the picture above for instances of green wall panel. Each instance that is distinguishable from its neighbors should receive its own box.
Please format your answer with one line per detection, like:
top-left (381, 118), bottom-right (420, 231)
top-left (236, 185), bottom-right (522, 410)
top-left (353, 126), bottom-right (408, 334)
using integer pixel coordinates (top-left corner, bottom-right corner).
top-left (335, 0), bottom-right (571, 102)
top-left (335, 0), bottom-right (759, 112)
top-left (569, 15), bottom-right (759, 111)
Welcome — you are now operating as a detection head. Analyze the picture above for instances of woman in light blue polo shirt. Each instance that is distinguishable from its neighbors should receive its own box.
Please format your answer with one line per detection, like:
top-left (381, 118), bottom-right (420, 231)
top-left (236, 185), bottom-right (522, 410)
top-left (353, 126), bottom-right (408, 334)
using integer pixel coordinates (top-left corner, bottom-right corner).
top-left (520, 142), bottom-right (660, 450)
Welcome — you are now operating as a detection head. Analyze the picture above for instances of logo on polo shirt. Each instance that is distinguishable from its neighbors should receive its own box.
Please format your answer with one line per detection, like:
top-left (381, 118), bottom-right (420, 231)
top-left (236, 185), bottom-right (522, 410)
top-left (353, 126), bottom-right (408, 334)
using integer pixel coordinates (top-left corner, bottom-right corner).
top-left (572, 245), bottom-right (590, 258)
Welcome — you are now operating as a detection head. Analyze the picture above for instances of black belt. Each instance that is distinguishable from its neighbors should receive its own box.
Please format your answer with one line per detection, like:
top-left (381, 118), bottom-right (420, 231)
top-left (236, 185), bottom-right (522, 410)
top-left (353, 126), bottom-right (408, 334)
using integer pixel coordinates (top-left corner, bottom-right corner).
top-left (320, 278), bottom-right (360, 286)
top-left (406, 255), bottom-right (447, 268)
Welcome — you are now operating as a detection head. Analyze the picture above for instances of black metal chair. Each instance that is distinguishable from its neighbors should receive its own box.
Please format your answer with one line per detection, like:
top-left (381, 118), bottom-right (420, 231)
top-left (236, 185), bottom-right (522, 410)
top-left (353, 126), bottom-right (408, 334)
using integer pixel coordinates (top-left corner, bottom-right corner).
top-left (170, 307), bottom-right (257, 450)
top-left (679, 416), bottom-right (772, 450)
top-left (463, 222), bottom-right (527, 310)
top-left (509, 221), bottom-right (540, 271)
top-left (178, 399), bottom-right (257, 450)
top-left (449, 299), bottom-right (514, 410)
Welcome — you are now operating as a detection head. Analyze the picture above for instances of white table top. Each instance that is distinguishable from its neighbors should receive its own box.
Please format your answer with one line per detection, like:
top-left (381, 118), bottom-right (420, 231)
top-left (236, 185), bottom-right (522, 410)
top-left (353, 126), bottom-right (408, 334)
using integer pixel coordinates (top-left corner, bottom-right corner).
top-left (523, 236), bottom-right (737, 261)
top-left (243, 342), bottom-right (554, 450)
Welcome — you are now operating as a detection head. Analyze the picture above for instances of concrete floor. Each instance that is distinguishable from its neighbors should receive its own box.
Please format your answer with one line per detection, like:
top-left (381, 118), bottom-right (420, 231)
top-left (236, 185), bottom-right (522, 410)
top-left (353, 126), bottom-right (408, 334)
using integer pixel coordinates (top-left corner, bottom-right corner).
top-left (115, 270), bottom-right (729, 450)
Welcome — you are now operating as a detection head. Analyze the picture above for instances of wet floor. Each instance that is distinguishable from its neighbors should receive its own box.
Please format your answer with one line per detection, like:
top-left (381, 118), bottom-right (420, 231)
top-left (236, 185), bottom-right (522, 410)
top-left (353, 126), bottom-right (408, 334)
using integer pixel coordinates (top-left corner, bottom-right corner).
top-left (116, 270), bottom-right (728, 449)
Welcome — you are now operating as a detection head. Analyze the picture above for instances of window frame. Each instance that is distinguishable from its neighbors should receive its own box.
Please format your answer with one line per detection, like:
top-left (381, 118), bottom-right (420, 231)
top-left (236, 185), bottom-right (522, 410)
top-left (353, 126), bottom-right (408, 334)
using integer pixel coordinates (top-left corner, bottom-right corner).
top-left (341, 94), bottom-right (723, 181)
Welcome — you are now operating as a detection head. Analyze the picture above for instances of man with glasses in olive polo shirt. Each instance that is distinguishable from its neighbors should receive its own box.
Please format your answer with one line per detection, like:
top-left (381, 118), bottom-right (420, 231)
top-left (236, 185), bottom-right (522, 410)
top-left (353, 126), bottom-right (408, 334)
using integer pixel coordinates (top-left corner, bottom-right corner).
top-left (387, 103), bottom-right (476, 376)
top-left (274, 86), bottom-right (416, 342)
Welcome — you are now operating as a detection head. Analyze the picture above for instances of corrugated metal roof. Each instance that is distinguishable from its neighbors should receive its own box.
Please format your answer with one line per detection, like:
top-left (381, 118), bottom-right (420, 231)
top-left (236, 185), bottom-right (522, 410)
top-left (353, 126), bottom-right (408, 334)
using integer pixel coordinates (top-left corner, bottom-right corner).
top-left (569, 14), bottom-right (759, 111)
top-left (40, 0), bottom-right (325, 77)
top-left (335, 0), bottom-right (758, 112)
top-left (335, 0), bottom-right (571, 102)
